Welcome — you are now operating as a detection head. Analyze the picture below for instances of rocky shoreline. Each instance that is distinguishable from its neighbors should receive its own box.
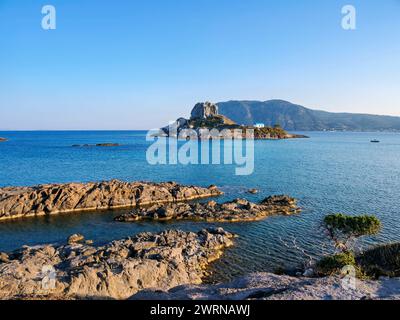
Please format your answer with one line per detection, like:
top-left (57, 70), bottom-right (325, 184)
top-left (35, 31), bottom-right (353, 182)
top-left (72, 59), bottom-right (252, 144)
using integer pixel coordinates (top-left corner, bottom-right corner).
top-left (0, 180), bottom-right (222, 221)
top-left (0, 228), bottom-right (235, 300)
top-left (131, 272), bottom-right (400, 300)
top-left (114, 195), bottom-right (299, 222)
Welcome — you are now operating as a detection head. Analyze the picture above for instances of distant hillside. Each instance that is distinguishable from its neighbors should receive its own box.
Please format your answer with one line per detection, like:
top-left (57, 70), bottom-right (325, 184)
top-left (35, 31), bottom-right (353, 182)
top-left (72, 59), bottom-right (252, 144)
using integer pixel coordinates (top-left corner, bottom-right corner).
top-left (217, 100), bottom-right (400, 131)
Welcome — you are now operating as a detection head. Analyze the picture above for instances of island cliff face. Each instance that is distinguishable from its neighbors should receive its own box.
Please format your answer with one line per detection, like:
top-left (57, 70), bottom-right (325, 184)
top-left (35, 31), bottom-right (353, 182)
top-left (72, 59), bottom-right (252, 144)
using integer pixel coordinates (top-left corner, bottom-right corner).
top-left (159, 102), bottom-right (308, 139)
top-left (0, 180), bottom-right (222, 221)
top-left (191, 102), bottom-right (219, 119)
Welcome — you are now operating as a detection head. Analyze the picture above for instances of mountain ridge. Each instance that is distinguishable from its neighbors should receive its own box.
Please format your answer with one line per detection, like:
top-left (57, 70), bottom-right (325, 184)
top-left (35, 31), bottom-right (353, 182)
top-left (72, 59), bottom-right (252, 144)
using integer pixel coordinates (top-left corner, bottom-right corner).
top-left (217, 100), bottom-right (400, 131)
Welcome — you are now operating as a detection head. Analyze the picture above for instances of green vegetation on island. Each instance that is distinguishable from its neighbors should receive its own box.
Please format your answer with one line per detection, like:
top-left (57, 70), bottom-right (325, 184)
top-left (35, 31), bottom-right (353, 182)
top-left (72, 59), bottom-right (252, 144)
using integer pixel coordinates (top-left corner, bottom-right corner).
top-left (160, 102), bottom-right (308, 139)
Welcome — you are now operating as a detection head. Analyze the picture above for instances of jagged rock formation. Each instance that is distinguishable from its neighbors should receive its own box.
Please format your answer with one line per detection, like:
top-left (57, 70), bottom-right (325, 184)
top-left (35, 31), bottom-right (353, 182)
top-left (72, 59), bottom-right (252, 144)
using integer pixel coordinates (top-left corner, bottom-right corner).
top-left (159, 102), bottom-right (237, 138)
top-left (158, 102), bottom-right (307, 139)
top-left (190, 102), bottom-right (219, 120)
top-left (114, 195), bottom-right (299, 222)
top-left (0, 228), bottom-right (235, 300)
top-left (130, 272), bottom-right (400, 300)
top-left (0, 180), bottom-right (222, 221)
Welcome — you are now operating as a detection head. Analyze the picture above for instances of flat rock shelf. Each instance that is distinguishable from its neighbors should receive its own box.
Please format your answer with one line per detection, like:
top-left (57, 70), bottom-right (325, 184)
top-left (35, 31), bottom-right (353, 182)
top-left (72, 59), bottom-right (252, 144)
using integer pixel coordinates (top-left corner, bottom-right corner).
top-left (0, 180), bottom-right (222, 221)
top-left (0, 228), bottom-right (235, 300)
top-left (115, 195), bottom-right (300, 222)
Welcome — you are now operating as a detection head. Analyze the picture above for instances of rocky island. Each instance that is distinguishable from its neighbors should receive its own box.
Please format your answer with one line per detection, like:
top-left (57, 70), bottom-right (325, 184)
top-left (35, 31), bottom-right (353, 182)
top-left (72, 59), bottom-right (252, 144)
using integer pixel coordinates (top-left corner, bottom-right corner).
top-left (0, 180), bottom-right (222, 221)
top-left (0, 137), bottom-right (7, 142)
top-left (0, 228), bottom-right (235, 300)
top-left (115, 195), bottom-right (299, 222)
top-left (72, 143), bottom-right (121, 147)
top-left (158, 102), bottom-right (308, 140)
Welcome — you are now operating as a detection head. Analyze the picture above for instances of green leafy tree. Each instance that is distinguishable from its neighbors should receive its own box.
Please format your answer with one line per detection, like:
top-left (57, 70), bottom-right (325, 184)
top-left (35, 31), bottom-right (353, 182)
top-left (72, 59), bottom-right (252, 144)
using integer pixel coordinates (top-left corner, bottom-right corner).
top-left (323, 213), bottom-right (381, 252)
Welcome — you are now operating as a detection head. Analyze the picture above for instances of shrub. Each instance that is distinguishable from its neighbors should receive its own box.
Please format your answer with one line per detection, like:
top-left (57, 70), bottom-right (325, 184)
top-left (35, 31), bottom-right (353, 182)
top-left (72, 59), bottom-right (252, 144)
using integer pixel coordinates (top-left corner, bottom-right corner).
top-left (316, 251), bottom-right (356, 276)
top-left (323, 214), bottom-right (381, 251)
top-left (357, 243), bottom-right (400, 279)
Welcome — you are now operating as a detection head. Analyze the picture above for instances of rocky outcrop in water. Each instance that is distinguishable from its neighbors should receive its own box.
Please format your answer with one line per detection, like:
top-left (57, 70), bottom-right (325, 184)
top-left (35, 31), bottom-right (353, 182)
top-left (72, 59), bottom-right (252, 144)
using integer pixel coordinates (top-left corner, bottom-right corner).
top-left (157, 102), bottom-right (308, 140)
top-left (0, 138), bottom-right (7, 142)
top-left (114, 195), bottom-right (299, 222)
top-left (131, 272), bottom-right (400, 300)
top-left (72, 143), bottom-right (121, 147)
top-left (190, 102), bottom-right (219, 120)
top-left (0, 180), bottom-right (222, 221)
top-left (0, 228), bottom-right (235, 300)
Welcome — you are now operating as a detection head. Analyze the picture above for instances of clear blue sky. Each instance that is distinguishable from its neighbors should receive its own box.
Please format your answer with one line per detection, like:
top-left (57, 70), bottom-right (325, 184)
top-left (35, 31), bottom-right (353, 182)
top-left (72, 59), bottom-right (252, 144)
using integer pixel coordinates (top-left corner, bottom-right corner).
top-left (0, 0), bottom-right (399, 130)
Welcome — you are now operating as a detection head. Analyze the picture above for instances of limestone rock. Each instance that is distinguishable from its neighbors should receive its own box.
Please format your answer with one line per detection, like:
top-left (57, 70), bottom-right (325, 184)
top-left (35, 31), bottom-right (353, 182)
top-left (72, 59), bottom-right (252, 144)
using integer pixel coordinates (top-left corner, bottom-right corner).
top-left (115, 195), bottom-right (300, 222)
top-left (0, 228), bottom-right (235, 300)
top-left (67, 234), bottom-right (85, 244)
top-left (190, 102), bottom-right (219, 120)
top-left (248, 189), bottom-right (259, 194)
top-left (0, 180), bottom-right (223, 221)
top-left (130, 272), bottom-right (400, 300)
top-left (0, 252), bottom-right (9, 263)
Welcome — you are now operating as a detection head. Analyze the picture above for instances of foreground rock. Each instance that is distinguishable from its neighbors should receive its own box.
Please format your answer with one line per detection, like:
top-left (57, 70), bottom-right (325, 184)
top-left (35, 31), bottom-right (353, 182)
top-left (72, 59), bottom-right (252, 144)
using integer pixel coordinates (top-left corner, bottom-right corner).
top-left (0, 228), bottom-right (235, 300)
top-left (131, 272), bottom-right (400, 300)
top-left (0, 180), bottom-right (222, 221)
top-left (115, 195), bottom-right (299, 222)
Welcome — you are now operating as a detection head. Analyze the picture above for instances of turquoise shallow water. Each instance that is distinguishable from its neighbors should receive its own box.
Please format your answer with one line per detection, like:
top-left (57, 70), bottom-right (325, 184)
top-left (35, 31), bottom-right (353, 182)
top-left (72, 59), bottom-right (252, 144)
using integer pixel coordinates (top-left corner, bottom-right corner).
top-left (0, 131), bottom-right (399, 282)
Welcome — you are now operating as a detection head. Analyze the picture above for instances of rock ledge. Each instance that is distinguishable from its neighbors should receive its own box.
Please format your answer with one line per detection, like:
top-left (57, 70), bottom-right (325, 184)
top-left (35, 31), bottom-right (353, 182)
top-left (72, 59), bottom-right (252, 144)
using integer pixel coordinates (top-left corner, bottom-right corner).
top-left (131, 272), bottom-right (400, 300)
top-left (0, 180), bottom-right (222, 221)
top-left (115, 195), bottom-right (299, 222)
top-left (0, 228), bottom-right (235, 300)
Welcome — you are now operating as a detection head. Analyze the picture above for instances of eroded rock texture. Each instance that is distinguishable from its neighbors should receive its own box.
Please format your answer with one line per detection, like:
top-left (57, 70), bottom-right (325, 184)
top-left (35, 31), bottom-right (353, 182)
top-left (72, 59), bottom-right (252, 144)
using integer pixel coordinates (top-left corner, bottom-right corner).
top-left (131, 272), bottom-right (400, 300)
top-left (115, 195), bottom-right (299, 222)
top-left (0, 180), bottom-right (222, 221)
top-left (0, 228), bottom-right (235, 300)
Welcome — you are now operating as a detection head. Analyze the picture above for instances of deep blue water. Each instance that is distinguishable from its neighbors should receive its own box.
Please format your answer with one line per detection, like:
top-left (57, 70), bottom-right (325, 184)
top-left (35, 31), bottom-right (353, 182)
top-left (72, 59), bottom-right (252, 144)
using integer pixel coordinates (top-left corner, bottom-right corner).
top-left (0, 131), bottom-right (399, 282)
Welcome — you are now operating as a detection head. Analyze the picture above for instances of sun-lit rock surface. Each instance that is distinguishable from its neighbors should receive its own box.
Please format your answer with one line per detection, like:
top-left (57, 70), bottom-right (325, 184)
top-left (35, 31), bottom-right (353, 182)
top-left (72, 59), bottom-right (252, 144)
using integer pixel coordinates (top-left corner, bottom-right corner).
top-left (0, 180), bottom-right (222, 221)
top-left (0, 228), bottom-right (235, 300)
top-left (115, 195), bottom-right (299, 222)
top-left (131, 272), bottom-right (400, 300)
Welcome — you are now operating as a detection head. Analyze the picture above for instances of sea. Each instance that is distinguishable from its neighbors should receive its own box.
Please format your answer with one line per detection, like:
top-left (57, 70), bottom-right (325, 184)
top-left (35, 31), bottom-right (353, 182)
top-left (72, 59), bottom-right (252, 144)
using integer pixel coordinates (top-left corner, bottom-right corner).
top-left (0, 130), bottom-right (399, 282)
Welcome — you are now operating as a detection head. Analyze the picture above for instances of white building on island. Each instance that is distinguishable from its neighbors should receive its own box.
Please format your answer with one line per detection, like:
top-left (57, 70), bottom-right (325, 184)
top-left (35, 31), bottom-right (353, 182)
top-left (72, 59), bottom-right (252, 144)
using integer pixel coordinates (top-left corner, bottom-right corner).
top-left (254, 123), bottom-right (265, 128)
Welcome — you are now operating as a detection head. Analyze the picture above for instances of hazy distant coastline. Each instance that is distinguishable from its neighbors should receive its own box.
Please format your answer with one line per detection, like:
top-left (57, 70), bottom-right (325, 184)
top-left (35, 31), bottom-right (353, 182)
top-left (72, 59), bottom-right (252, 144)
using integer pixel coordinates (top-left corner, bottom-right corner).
top-left (218, 100), bottom-right (400, 132)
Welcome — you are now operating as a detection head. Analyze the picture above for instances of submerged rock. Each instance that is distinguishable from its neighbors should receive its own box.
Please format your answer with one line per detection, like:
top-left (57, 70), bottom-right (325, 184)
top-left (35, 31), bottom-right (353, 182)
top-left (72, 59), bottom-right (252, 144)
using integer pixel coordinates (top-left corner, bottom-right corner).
top-left (0, 228), bottom-right (235, 300)
top-left (130, 272), bottom-right (400, 300)
top-left (114, 195), bottom-right (299, 222)
top-left (0, 180), bottom-right (223, 221)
